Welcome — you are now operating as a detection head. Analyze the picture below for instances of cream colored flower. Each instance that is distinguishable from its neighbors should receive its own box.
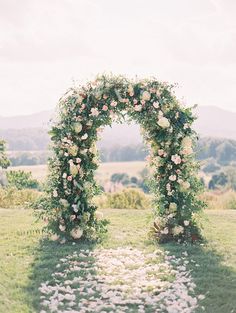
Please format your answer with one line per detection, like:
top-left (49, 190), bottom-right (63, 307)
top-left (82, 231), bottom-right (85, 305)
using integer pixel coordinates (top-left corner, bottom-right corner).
top-left (70, 163), bottom-right (78, 176)
top-left (68, 145), bottom-right (78, 156)
top-left (169, 175), bottom-right (177, 181)
top-left (158, 116), bottom-right (170, 128)
top-left (169, 202), bottom-right (177, 212)
top-left (59, 224), bottom-right (66, 232)
top-left (181, 136), bottom-right (193, 155)
top-left (161, 227), bottom-right (169, 235)
top-left (59, 199), bottom-right (69, 208)
top-left (184, 220), bottom-right (190, 226)
top-left (81, 133), bottom-right (88, 140)
top-left (182, 146), bottom-right (193, 155)
top-left (128, 85), bottom-right (134, 96)
top-left (182, 136), bottom-right (192, 147)
top-left (172, 225), bottom-right (184, 236)
top-left (182, 181), bottom-right (190, 189)
top-left (142, 91), bottom-right (151, 101)
top-left (52, 190), bottom-right (58, 197)
top-left (73, 122), bottom-right (82, 133)
top-left (70, 227), bottom-right (83, 239)
top-left (51, 234), bottom-right (59, 241)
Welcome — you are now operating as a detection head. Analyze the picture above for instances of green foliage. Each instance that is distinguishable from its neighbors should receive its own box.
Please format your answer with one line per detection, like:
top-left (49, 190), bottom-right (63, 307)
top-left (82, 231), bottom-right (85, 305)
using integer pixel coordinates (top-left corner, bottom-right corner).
top-left (96, 188), bottom-right (152, 210)
top-left (0, 187), bottom-right (40, 208)
top-left (0, 140), bottom-right (10, 169)
top-left (36, 74), bottom-right (204, 242)
top-left (6, 170), bottom-right (40, 190)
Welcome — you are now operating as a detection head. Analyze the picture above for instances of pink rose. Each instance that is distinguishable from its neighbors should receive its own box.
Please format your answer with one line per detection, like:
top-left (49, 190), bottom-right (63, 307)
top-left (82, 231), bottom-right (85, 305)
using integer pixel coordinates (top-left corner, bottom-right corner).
top-left (102, 105), bottom-right (108, 111)
top-left (67, 175), bottom-right (73, 181)
top-left (110, 101), bottom-right (117, 107)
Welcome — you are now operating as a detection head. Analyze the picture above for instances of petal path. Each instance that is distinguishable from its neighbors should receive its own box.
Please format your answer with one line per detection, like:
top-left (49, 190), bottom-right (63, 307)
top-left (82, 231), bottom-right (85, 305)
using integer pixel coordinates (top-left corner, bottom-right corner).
top-left (39, 247), bottom-right (204, 313)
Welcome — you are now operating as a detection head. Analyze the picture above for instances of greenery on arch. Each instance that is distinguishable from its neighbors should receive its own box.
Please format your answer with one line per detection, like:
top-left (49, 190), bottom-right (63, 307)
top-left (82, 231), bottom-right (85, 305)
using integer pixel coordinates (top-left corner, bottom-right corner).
top-left (35, 74), bottom-right (205, 243)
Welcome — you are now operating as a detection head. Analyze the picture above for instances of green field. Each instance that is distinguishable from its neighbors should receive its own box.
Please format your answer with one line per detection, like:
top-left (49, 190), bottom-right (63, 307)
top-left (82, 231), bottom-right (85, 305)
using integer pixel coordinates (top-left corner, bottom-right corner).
top-left (0, 208), bottom-right (236, 313)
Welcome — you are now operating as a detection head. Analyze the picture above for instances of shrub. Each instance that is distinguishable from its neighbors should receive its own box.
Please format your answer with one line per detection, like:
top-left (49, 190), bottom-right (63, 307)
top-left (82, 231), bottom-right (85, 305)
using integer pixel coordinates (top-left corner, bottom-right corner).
top-left (201, 190), bottom-right (236, 210)
top-left (0, 187), bottom-right (40, 208)
top-left (6, 170), bottom-right (40, 190)
top-left (94, 188), bottom-right (152, 210)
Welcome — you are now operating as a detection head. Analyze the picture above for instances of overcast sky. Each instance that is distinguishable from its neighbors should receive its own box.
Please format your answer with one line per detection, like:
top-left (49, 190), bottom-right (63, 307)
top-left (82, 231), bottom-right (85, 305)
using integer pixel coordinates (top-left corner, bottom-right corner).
top-left (0, 0), bottom-right (236, 116)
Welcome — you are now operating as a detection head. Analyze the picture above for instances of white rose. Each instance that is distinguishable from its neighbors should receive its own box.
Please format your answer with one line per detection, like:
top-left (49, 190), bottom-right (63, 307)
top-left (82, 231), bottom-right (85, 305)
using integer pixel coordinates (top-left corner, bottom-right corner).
top-left (161, 227), bottom-right (169, 235)
top-left (158, 116), bottom-right (170, 128)
top-left (184, 220), bottom-right (190, 226)
top-left (81, 133), bottom-right (88, 140)
top-left (70, 227), bottom-right (83, 239)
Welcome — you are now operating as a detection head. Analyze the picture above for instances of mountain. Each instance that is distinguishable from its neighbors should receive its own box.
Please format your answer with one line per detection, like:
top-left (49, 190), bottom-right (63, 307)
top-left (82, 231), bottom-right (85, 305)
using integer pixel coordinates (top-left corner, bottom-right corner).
top-left (194, 106), bottom-right (236, 140)
top-left (0, 106), bottom-right (236, 150)
top-left (0, 110), bottom-right (54, 129)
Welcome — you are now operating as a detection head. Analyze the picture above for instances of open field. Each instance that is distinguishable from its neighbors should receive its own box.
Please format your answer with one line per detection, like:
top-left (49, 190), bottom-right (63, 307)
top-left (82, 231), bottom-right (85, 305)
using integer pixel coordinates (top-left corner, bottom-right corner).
top-left (9, 161), bottom-right (147, 182)
top-left (0, 208), bottom-right (236, 313)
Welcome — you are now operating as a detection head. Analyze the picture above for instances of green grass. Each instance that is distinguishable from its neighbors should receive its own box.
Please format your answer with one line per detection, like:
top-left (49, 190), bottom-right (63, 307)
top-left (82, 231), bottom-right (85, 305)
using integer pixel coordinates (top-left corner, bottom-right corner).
top-left (0, 209), bottom-right (236, 312)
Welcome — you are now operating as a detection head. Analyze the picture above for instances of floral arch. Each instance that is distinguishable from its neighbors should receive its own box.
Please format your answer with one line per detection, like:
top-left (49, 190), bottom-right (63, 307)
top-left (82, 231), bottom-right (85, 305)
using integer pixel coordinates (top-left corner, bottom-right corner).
top-left (37, 74), bottom-right (204, 243)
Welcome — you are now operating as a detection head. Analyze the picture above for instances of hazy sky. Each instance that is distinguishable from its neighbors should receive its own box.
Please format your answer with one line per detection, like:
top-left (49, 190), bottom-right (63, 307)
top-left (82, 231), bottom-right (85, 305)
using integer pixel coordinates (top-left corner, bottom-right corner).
top-left (1, 0), bottom-right (236, 116)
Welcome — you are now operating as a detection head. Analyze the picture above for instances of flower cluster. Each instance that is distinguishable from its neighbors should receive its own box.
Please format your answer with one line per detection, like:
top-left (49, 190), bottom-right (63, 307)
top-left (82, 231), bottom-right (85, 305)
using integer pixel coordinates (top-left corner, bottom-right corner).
top-left (34, 74), bottom-right (205, 242)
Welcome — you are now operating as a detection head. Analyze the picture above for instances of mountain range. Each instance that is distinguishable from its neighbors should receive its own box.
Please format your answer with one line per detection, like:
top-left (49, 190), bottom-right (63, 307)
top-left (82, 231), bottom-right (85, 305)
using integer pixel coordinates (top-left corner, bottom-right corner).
top-left (0, 105), bottom-right (236, 149)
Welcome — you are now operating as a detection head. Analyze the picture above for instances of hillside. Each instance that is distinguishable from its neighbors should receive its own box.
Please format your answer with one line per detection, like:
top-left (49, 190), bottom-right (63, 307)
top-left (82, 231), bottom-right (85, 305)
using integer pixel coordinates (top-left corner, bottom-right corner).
top-left (0, 106), bottom-right (236, 150)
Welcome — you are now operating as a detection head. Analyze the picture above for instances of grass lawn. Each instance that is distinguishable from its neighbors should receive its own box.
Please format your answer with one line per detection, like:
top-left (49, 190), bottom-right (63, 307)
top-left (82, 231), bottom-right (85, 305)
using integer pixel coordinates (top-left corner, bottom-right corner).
top-left (0, 208), bottom-right (235, 313)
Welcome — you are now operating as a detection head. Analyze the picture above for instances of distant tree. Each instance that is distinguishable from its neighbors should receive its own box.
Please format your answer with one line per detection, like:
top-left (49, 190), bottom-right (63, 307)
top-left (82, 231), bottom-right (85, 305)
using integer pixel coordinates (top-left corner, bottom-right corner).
top-left (208, 172), bottom-right (228, 190)
top-left (0, 140), bottom-right (10, 169)
top-left (6, 170), bottom-right (39, 190)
